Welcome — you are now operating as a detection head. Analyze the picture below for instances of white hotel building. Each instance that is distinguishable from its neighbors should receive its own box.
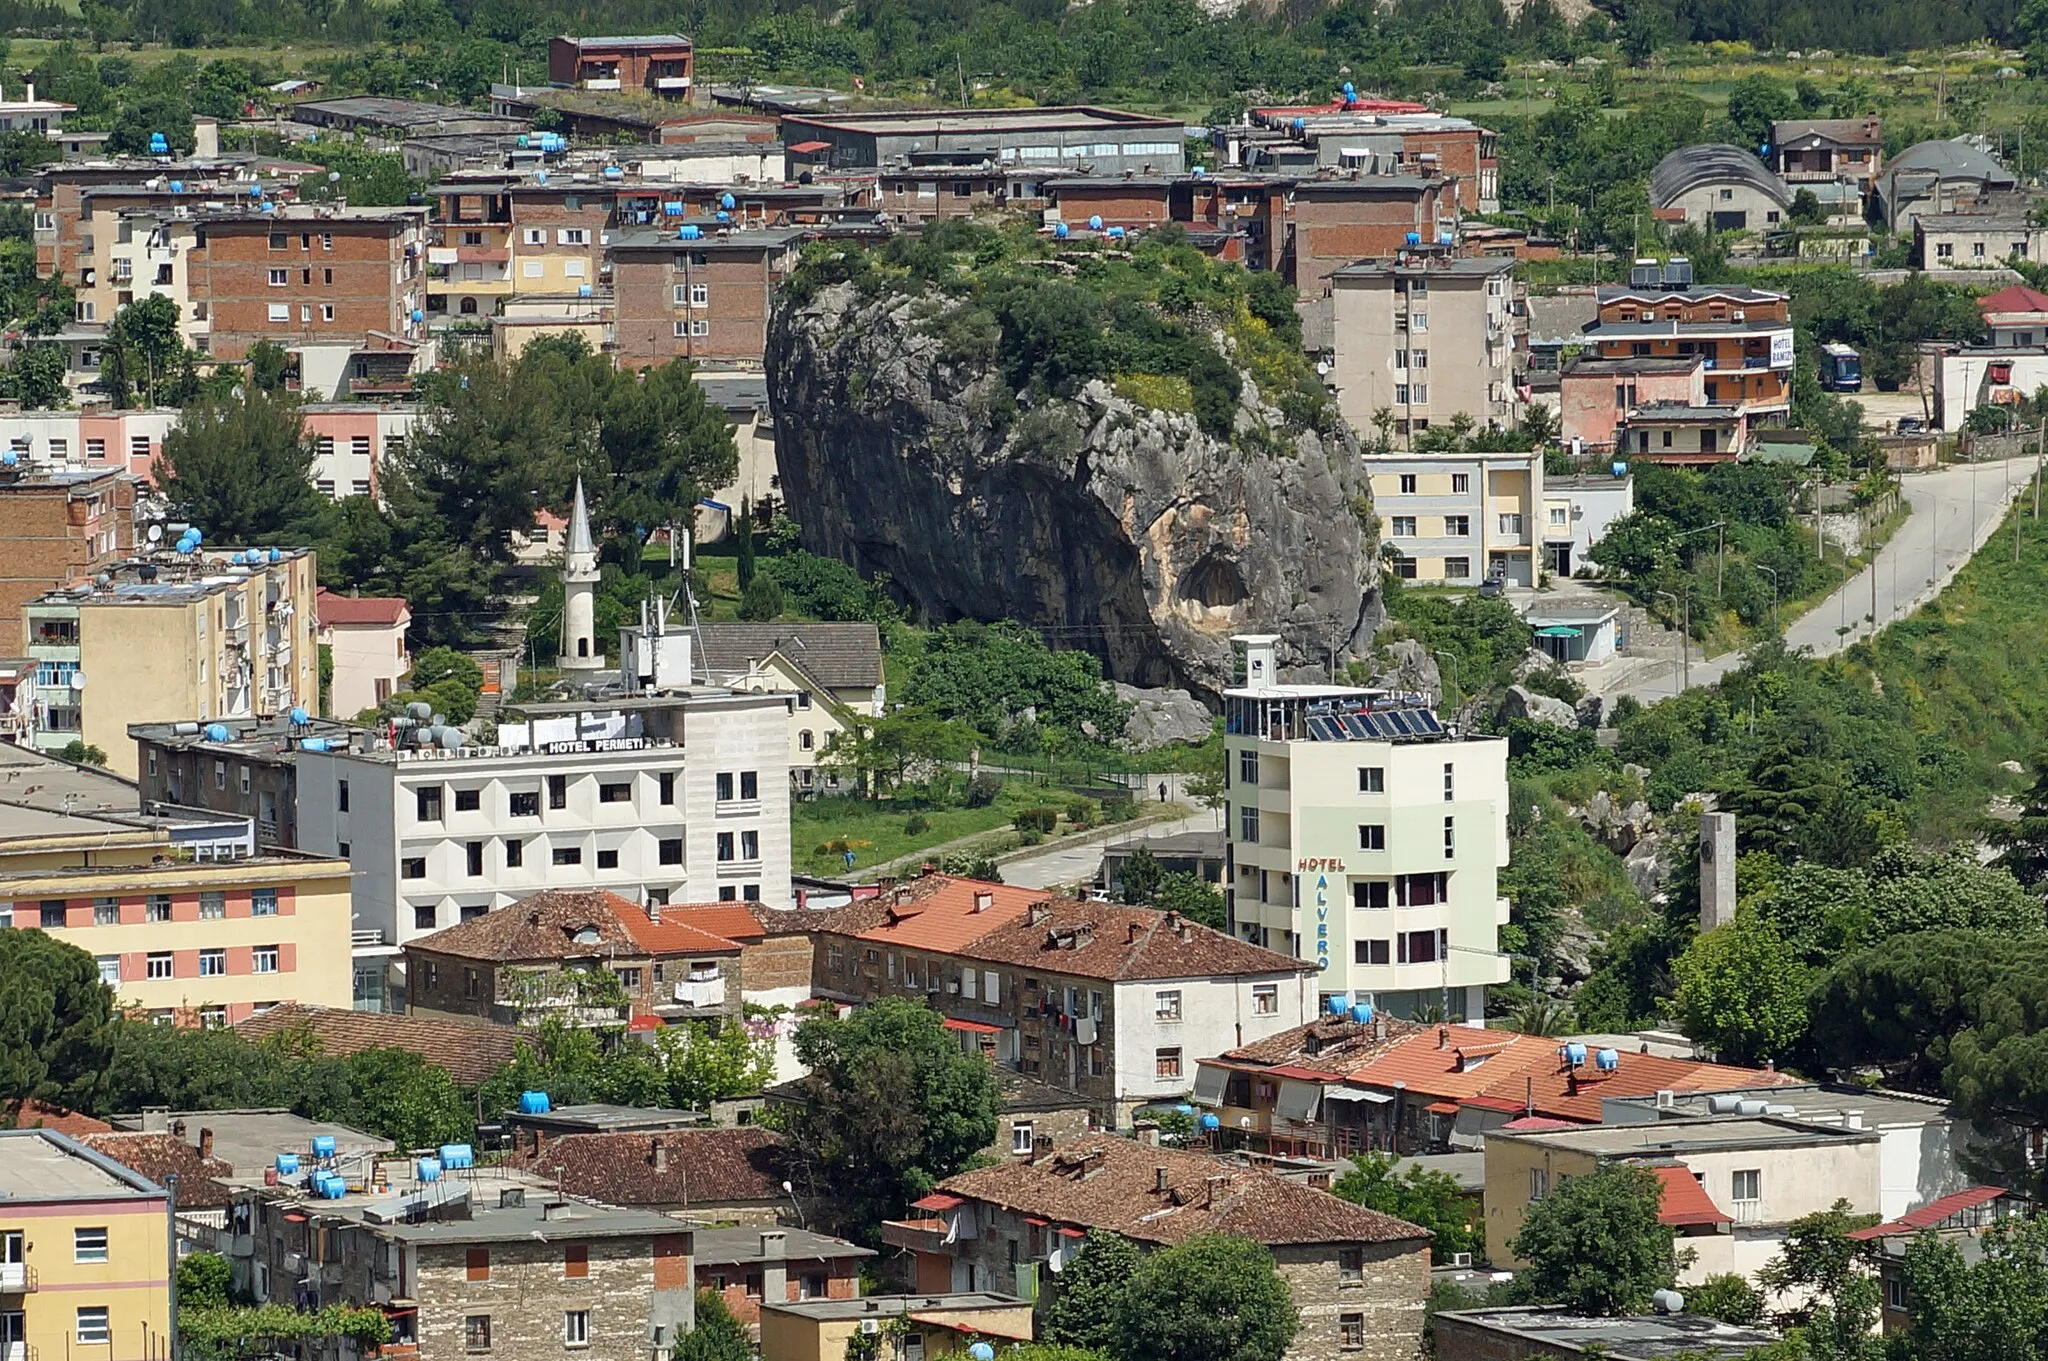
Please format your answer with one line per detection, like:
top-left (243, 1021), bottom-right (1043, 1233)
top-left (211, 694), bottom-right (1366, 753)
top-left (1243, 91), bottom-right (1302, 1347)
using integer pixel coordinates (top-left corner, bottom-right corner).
top-left (295, 692), bottom-right (791, 1010)
top-left (1222, 635), bottom-right (1511, 1021)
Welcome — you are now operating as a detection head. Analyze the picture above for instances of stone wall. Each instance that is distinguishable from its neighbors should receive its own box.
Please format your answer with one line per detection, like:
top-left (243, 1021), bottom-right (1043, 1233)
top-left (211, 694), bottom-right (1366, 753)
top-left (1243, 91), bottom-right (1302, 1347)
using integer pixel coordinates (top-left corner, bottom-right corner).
top-left (413, 1235), bottom-right (687, 1361)
top-left (1272, 1241), bottom-right (1430, 1361)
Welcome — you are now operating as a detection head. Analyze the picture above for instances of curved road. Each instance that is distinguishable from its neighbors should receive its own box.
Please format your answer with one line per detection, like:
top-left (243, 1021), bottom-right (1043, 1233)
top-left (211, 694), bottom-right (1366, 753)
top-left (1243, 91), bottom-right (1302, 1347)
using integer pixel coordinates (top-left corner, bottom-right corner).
top-left (1615, 454), bottom-right (2044, 703)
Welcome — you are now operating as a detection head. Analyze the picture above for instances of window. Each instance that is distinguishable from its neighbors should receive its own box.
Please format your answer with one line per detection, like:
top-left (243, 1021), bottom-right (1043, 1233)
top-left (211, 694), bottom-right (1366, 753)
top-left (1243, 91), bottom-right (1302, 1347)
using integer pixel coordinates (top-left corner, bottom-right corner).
top-left (1355, 938), bottom-right (1390, 965)
top-left (1530, 1168), bottom-right (1549, 1200)
top-left (415, 905), bottom-right (438, 931)
top-left (402, 856), bottom-right (428, 880)
top-left (337, 778), bottom-right (350, 812)
top-left (1237, 749), bottom-right (1259, 786)
top-left (563, 1311), bottom-right (589, 1347)
top-left (38, 900), bottom-right (65, 929)
top-left (1443, 763), bottom-right (1455, 802)
top-left (1451, 473), bottom-right (1469, 493)
top-left (199, 949), bottom-right (226, 977)
top-left (1444, 515), bottom-right (1469, 536)
top-left (505, 840), bottom-right (524, 868)
top-left (1410, 312), bottom-right (1427, 332)
top-left (1390, 515), bottom-right (1416, 536)
top-left (1444, 816), bottom-right (1456, 858)
top-left (1732, 1169), bottom-right (1761, 1203)
top-left (598, 782), bottom-right (631, 804)
top-left (1398, 473), bottom-right (1416, 494)
top-left (658, 772), bottom-right (676, 805)
top-left (1886, 1277), bottom-right (1907, 1311)
top-left (268, 268), bottom-right (288, 286)
top-left (715, 772), bottom-right (734, 801)
top-left (1498, 513), bottom-right (1524, 535)
top-left (76, 1307), bottom-right (109, 1346)
top-left (740, 771), bottom-right (758, 800)
top-left (552, 847), bottom-right (582, 866)
top-left (1411, 348), bottom-right (1428, 370)
top-left (509, 791), bottom-right (539, 817)
top-left (455, 788), bottom-right (481, 812)
top-left (467, 841), bottom-right (485, 876)
top-left (1444, 556), bottom-right (1471, 580)
top-left (1338, 1247), bottom-right (1363, 1284)
top-left (74, 1227), bottom-right (108, 1263)
top-left (1358, 767), bottom-right (1385, 793)
top-left (1155, 990), bottom-right (1182, 1021)
top-left (559, 228), bottom-right (588, 246)
top-left (1155, 1047), bottom-right (1182, 1079)
top-left (1339, 1315), bottom-right (1364, 1351)
top-left (146, 953), bottom-right (173, 979)
top-left (465, 1316), bottom-right (491, 1352)
top-left (253, 945), bottom-right (279, 974)
top-left (147, 894), bottom-right (172, 923)
top-left (564, 1245), bottom-right (588, 1279)
top-left (740, 830), bottom-right (759, 861)
top-left (1252, 983), bottom-right (1278, 1015)
top-left (596, 849), bottom-right (619, 869)
top-left (1397, 929), bottom-right (1445, 964)
top-left (1238, 804), bottom-right (1259, 844)
top-left (251, 888), bottom-right (277, 917)
top-left (416, 786), bottom-right (443, 821)
top-left (1358, 824), bottom-right (1385, 851)
top-left (1012, 1122), bottom-right (1036, 1155)
top-left (96, 954), bottom-right (120, 985)
top-left (717, 832), bottom-right (735, 862)
top-left (549, 775), bottom-right (567, 809)
top-left (1395, 872), bottom-right (1449, 907)
top-left (467, 1248), bottom-right (490, 1281)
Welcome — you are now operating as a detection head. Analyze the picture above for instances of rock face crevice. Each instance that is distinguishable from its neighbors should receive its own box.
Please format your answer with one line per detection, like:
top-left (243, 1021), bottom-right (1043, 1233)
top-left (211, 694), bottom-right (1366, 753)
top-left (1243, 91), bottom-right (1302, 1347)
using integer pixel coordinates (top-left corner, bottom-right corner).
top-left (767, 280), bottom-right (1381, 698)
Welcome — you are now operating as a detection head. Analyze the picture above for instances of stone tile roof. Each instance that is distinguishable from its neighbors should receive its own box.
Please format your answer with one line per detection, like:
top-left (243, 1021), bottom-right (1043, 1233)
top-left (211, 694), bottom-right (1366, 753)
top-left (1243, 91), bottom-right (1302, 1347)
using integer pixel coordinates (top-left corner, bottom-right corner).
top-left (79, 1132), bottom-right (234, 1208)
top-left (408, 890), bottom-right (740, 964)
top-left (233, 1002), bottom-right (524, 1087)
top-left (1222, 1015), bottom-right (1428, 1073)
top-left (954, 900), bottom-right (1312, 983)
top-left (694, 623), bottom-right (883, 689)
top-left (936, 1137), bottom-right (1427, 1247)
top-left (509, 1126), bottom-right (791, 1208)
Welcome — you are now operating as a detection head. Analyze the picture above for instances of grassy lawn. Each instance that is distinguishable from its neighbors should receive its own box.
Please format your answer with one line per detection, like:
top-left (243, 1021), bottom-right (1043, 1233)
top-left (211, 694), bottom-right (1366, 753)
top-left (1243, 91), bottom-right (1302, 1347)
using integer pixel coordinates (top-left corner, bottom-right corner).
top-left (1693, 497), bottom-right (1911, 655)
top-left (792, 783), bottom-right (1058, 878)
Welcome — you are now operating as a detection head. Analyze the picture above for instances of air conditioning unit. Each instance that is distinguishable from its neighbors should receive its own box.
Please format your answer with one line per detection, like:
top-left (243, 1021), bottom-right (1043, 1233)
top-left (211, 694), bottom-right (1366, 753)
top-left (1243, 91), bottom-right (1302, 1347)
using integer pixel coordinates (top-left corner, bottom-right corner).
top-left (1450, 1253), bottom-right (1472, 1268)
top-left (860, 1321), bottom-right (881, 1336)
top-left (1655, 1089), bottom-right (1677, 1110)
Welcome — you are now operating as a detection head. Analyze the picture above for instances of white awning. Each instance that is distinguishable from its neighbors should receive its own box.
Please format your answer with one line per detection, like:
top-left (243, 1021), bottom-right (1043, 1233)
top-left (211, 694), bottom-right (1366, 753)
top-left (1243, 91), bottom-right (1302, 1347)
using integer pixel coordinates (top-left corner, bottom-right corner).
top-left (1276, 1078), bottom-right (1322, 1123)
top-left (1322, 1088), bottom-right (1394, 1104)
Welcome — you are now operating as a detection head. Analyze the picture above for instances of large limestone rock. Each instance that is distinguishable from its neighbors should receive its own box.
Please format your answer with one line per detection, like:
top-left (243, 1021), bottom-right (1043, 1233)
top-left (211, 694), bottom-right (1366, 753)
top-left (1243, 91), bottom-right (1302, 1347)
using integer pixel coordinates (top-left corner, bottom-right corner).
top-left (767, 281), bottom-right (1380, 697)
top-left (1115, 683), bottom-right (1216, 749)
top-left (1502, 684), bottom-right (1581, 728)
top-left (1374, 638), bottom-right (1442, 700)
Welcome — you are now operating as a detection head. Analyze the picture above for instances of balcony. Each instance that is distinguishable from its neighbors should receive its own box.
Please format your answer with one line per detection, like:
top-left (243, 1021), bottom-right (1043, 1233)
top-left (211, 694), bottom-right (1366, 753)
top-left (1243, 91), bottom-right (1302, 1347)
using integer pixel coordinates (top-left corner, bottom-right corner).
top-left (455, 247), bottom-right (510, 265)
top-left (5, 1340), bottom-right (33, 1361)
top-left (581, 77), bottom-right (622, 90)
top-left (0, 1263), bottom-right (34, 1291)
top-left (654, 76), bottom-right (691, 91)
top-left (880, 1219), bottom-right (950, 1254)
top-left (671, 976), bottom-right (726, 1008)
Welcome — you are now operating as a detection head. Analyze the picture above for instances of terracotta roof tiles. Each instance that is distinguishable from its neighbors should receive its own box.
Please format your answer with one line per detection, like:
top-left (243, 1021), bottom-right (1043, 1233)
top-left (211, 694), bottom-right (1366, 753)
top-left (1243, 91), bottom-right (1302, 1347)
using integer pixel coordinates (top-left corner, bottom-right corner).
top-left (409, 890), bottom-right (740, 964)
top-left (233, 1002), bottom-right (524, 1087)
top-left (1848, 1186), bottom-right (2010, 1240)
top-left (79, 1132), bottom-right (234, 1209)
top-left (316, 590), bottom-right (410, 627)
top-left (1650, 1164), bottom-right (1729, 1228)
top-left (953, 898), bottom-right (1312, 983)
top-left (508, 1127), bottom-right (790, 1208)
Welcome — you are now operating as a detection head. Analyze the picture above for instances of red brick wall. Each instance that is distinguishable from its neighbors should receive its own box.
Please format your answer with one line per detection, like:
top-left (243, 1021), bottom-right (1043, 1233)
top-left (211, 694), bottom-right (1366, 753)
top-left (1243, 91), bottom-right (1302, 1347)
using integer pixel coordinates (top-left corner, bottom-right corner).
top-left (610, 245), bottom-right (789, 368)
top-left (191, 217), bottom-right (423, 360)
top-left (0, 473), bottom-right (134, 649)
top-left (1052, 183), bottom-right (1172, 227)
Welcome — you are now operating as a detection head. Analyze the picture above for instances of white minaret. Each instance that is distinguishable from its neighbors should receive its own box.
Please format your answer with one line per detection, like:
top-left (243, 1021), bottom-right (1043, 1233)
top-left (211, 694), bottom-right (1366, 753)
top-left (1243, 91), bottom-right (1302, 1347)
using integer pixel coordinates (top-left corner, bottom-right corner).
top-left (559, 477), bottom-right (604, 671)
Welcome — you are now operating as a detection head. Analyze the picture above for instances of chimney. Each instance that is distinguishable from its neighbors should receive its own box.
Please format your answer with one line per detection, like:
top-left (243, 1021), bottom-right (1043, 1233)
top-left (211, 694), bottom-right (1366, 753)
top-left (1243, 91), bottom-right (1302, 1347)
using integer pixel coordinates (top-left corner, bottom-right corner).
top-left (652, 1139), bottom-right (669, 1173)
top-left (1154, 1165), bottom-right (1170, 1192)
top-left (542, 1201), bottom-right (571, 1221)
top-left (24, 82), bottom-right (32, 103)
top-left (760, 1230), bottom-right (786, 1259)
top-left (193, 117), bottom-right (219, 160)
top-left (892, 884), bottom-right (913, 906)
top-left (1027, 899), bottom-right (1052, 926)
top-left (1845, 1110), bottom-right (1864, 1130)
top-left (973, 890), bottom-right (994, 913)
top-left (1135, 1121), bottom-right (1159, 1148)
top-left (760, 1229), bottom-right (788, 1302)
top-left (1437, 1025), bottom-right (1449, 1050)
top-left (198, 1127), bottom-right (214, 1160)
top-left (1127, 922), bottom-right (1143, 944)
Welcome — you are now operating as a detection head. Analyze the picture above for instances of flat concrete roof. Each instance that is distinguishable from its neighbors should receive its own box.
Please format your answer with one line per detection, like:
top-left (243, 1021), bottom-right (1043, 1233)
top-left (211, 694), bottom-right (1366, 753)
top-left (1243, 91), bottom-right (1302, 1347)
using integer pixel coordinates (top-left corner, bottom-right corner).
top-left (1608, 1083), bottom-right (1953, 1129)
top-left (694, 1226), bottom-right (874, 1264)
top-left (784, 106), bottom-right (1180, 135)
top-left (1489, 1115), bottom-right (1880, 1154)
top-left (109, 1109), bottom-right (392, 1174)
top-left (0, 1129), bottom-right (167, 1201)
top-left (763, 1293), bottom-right (1027, 1321)
top-left (1436, 1307), bottom-right (1781, 1360)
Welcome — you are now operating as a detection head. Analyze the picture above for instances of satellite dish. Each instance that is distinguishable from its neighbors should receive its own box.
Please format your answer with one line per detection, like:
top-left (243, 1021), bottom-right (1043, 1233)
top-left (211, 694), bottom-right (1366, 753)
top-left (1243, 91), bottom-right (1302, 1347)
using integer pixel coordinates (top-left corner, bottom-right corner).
top-left (147, 524), bottom-right (164, 543)
top-left (70, 672), bottom-right (86, 690)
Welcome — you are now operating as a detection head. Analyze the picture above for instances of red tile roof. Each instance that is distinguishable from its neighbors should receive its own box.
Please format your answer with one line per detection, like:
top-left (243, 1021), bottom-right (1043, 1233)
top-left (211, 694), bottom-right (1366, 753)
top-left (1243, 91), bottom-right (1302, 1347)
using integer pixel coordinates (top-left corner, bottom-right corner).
top-left (233, 1002), bottom-right (524, 1087)
top-left (952, 898), bottom-right (1311, 983)
top-left (617, 903), bottom-right (748, 957)
top-left (79, 1133), bottom-right (234, 1209)
top-left (936, 1138), bottom-right (1428, 1248)
top-left (508, 1127), bottom-right (790, 1208)
top-left (409, 890), bottom-right (740, 963)
top-left (1979, 284), bottom-right (2048, 317)
top-left (1650, 1165), bottom-right (1730, 1228)
top-left (846, 876), bottom-right (1046, 952)
top-left (316, 589), bottom-right (410, 627)
top-left (7, 1101), bottom-right (112, 1136)
top-left (662, 904), bottom-right (768, 942)
top-left (1222, 1015), bottom-right (1428, 1074)
top-left (1848, 1186), bottom-right (2010, 1240)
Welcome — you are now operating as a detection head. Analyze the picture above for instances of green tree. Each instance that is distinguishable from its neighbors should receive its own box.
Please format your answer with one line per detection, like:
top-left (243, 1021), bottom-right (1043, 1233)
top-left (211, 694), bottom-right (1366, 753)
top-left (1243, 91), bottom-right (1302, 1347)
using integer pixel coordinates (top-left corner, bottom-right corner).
top-left (739, 573), bottom-right (785, 621)
top-left (735, 501), bottom-right (757, 590)
top-left (820, 715), bottom-right (970, 799)
top-left (1152, 873), bottom-right (1227, 931)
top-left (760, 551), bottom-right (901, 624)
top-left (650, 1020), bottom-right (774, 1111)
top-left (177, 1251), bottom-right (232, 1308)
top-left (1894, 1213), bottom-right (2048, 1361)
top-left (1332, 1153), bottom-right (1479, 1261)
top-left (1724, 74), bottom-right (1793, 151)
top-left (1116, 846), bottom-right (1164, 904)
top-left (1043, 1229), bottom-right (1143, 1354)
top-left (673, 1289), bottom-right (752, 1361)
top-left (334, 1047), bottom-right (470, 1149)
top-left (783, 998), bottom-right (1001, 1242)
top-left (59, 741), bottom-right (107, 767)
top-left (1789, 188), bottom-right (1827, 226)
top-left (1671, 915), bottom-right (1811, 1065)
top-left (0, 930), bottom-right (115, 1113)
top-left (1757, 1202), bottom-right (1881, 1359)
top-left (594, 360), bottom-right (738, 553)
top-left (902, 621), bottom-right (1129, 742)
top-left (1684, 1273), bottom-right (1763, 1325)
top-left (1987, 756), bottom-right (2048, 890)
top-left (1508, 1163), bottom-right (1681, 1316)
top-left (154, 390), bottom-right (333, 547)
top-left (6, 341), bottom-right (68, 409)
top-left (1113, 1235), bottom-right (1299, 1361)
top-left (247, 341), bottom-right (291, 394)
top-left (104, 294), bottom-right (189, 408)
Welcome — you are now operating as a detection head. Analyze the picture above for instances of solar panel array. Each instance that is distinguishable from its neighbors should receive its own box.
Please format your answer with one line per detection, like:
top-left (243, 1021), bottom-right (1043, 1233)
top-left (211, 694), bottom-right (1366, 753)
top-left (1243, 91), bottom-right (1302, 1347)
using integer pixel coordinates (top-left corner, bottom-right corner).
top-left (1302, 705), bottom-right (1446, 742)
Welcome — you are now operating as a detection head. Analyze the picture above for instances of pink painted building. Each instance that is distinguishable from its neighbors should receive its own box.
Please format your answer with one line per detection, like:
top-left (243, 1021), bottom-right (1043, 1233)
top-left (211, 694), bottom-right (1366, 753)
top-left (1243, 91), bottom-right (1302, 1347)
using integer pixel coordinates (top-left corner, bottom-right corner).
top-left (1559, 355), bottom-right (1704, 455)
top-left (297, 402), bottom-right (421, 501)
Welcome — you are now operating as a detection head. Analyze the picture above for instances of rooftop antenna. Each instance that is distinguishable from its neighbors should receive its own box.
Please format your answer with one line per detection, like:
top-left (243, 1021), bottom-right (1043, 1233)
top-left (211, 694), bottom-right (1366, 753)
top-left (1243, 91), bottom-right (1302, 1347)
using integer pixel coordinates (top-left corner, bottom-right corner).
top-left (667, 524), bottom-right (709, 683)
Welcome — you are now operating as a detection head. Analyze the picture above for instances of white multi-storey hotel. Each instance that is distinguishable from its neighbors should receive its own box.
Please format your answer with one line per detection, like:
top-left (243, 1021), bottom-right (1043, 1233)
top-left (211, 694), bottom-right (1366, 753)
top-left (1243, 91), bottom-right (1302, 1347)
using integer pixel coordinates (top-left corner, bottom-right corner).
top-left (1222, 635), bottom-right (1511, 1021)
top-left (295, 691), bottom-right (791, 1009)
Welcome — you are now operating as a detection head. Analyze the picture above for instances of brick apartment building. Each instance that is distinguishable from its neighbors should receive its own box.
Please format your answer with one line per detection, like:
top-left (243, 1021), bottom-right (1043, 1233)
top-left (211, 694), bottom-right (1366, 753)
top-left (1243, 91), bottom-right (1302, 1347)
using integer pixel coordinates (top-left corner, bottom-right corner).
top-left (429, 177), bottom-right (614, 319)
top-left (1289, 175), bottom-right (1456, 349)
top-left (405, 888), bottom-right (745, 1028)
top-left (0, 463), bottom-right (134, 651)
top-left (187, 204), bottom-right (429, 361)
top-left (547, 35), bottom-right (694, 98)
top-left (884, 1139), bottom-right (1431, 1361)
top-left (608, 227), bottom-right (802, 368)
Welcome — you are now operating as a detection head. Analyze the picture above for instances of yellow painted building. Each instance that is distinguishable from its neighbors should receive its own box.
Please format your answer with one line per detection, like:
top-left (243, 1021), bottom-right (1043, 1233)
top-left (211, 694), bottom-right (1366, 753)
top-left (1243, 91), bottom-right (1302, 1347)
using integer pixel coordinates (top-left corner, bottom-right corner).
top-left (760, 1294), bottom-right (1034, 1361)
top-left (1365, 451), bottom-right (1543, 588)
top-left (0, 821), bottom-right (354, 1025)
top-left (25, 549), bottom-right (320, 781)
top-left (0, 1129), bottom-right (174, 1361)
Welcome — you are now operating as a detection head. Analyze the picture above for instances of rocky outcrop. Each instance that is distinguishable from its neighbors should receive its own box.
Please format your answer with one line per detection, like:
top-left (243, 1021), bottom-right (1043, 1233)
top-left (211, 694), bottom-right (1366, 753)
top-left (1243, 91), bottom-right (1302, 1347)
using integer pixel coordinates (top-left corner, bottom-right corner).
top-left (1115, 683), bottom-right (1217, 749)
top-left (767, 281), bottom-right (1379, 697)
top-left (1373, 639), bottom-right (1442, 701)
top-left (1502, 684), bottom-right (1581, 728)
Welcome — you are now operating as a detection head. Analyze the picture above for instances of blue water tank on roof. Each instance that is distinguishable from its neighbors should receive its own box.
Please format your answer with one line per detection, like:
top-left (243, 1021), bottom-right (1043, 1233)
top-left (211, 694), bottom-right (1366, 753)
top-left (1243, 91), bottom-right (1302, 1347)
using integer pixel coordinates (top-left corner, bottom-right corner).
top-left (1595, 1048), bottom-right (1620, 1071)
top-left (311, 1135), bottom-right (336, 1159)
top-left (440, 1144), bottom-right (475, 1169)
top-left (275, 1152), bottom-right (300, 1175)
top-left (520, 1090), bottom-right (552, 1114)
top-left (416, 1158), bottom-right (442, 1183)
top-left (204, 723), bottom-right (231, 742)
top-left (1563, 1042), bottom-right (1588, 1067)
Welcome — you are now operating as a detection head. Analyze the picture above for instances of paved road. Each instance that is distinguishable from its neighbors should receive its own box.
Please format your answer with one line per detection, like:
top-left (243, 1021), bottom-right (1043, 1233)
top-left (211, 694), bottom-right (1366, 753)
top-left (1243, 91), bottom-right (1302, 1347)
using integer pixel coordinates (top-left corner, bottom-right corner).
top-left (1614, 455), bottom-right (2043, 703)
top-left (1001, 772), bottom-right (1220, 890)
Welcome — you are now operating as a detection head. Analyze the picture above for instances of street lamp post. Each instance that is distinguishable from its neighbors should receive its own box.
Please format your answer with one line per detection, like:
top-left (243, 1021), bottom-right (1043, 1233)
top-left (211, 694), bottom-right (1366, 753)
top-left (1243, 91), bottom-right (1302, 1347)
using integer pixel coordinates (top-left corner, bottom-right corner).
top-left (1655, 589), bottom-right (1690, 692)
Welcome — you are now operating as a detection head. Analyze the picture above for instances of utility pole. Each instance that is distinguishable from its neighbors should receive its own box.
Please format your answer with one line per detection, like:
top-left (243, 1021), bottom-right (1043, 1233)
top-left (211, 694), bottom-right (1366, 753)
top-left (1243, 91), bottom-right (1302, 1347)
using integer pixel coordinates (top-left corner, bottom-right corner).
top-left (1655, 589), bottom-right (1689, 692)
top-left (1756, 564), bottom-right (1779, 632)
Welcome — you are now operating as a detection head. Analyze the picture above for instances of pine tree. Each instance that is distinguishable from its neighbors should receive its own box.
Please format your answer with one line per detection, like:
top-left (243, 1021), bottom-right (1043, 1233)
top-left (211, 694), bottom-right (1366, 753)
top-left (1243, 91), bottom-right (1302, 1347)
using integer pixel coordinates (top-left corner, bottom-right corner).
top-left (736, 499), bottom-right (756, 590)
top-left (1987, 756), bottom-right (2048, 892)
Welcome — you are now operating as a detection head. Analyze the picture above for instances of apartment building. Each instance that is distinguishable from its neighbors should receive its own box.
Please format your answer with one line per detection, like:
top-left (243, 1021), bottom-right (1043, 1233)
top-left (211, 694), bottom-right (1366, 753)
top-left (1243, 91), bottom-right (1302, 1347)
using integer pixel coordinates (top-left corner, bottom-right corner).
top-left (300, 403), bottom-right (419, 501)
top-left (185, 203), bottom-right (430, 361)
top-left (1915, 195), bottom-right (2047, 268)
top-left (547, 34), bottom-right (694, 98)
top-left (1222, 635), bottom-right (1510, 1022)
top-left (71, 193), bottom-right (204, 338)
top-left (1485, 1117), bottom-right (1881, 1295)
top-left (511, 1127), bottom-right (798, 1221)
top-left (1291, 175), bottom-right (1458, 350)
top-left (0, 408), bottom-right (176, 482)
top-left (131, 713), bottom-right (357, 852)
top-left (1331, 255), bottom-right (1521, 443)
top-left (1363, 450), bottom-right (1542, 588)
top-left (404, 888), bottom-right (744, 1028)
top-left (428, 177), bottom-right (614, 320)
top-left (38, 163), bottom-right (286, 280)
top-left (0, 1129), bottom-right (173, 1361)
top-left (804, 874), bottom-right (1314, 1126)
top-left (609, 226), bottom-right (803, 368)
top-left (24, 549), bottom-right (319, 779)
top-left (0, 810), bottom-right (354, 1025)
top-left (294, 692), bottom-right (791, 1005)
top-left (883, 1140), bottom-right (1430, 1361)
top-left (317, 591), bottom-right (410, 717)
top-left (782, 107), bottom-right (1186, 178)
top-left (0, 462), bottom-right (134, 651)
top-left (1771, 117), bottom-right (1883, 190)
top-left (1927, 285), bottom-right (2048, 428)
top-left (224, 1166), bottom-right (695, 1361)
top-left (1229, 103), bottom-right (1499, 212)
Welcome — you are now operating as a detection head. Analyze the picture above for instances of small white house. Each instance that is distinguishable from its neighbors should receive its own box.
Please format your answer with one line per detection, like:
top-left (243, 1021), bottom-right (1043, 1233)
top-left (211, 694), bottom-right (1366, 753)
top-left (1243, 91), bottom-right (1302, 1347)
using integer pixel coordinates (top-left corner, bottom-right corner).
top-left (316, 590), bottom-right (411, 718)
